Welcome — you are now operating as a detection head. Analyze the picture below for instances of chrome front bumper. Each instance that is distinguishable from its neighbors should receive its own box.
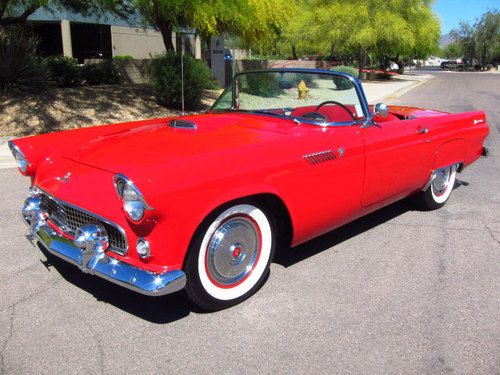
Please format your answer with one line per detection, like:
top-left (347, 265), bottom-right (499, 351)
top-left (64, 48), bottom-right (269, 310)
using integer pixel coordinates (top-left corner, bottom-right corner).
top-left (23, 196), bottom-right (186, 297)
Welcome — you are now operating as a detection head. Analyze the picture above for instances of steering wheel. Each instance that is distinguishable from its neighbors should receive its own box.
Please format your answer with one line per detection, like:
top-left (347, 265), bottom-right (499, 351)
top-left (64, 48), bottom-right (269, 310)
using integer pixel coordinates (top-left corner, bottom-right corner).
top-left (300, 111), bottom-right (327, 121)
top-left (314, 100), bottom-right (357, 121)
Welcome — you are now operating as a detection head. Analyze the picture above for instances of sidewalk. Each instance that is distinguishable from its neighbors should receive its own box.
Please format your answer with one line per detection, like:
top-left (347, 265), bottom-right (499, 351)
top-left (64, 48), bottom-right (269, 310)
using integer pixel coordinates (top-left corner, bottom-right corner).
top-left (0, 74), bottom-right (432, 169)
top-left (363, 73), bottom-right (433, 103)
top-left (0, 137), bottom-right (15, 170)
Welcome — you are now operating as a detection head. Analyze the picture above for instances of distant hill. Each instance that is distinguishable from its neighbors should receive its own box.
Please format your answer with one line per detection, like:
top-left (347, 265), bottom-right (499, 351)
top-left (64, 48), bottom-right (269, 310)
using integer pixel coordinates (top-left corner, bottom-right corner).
top-left (440, 33), bottom-right (456, 48)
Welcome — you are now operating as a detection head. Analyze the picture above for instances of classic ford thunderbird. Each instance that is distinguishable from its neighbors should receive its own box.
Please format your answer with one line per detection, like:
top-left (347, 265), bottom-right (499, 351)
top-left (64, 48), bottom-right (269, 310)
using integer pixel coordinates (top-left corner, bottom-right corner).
top-left (10, 69), bottom-right (489, 310)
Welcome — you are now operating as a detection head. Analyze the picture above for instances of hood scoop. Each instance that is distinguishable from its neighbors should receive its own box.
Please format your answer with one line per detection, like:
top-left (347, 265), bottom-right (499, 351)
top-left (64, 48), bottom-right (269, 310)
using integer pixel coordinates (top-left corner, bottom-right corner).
top-left (168, 119), bottom-right (197, 130)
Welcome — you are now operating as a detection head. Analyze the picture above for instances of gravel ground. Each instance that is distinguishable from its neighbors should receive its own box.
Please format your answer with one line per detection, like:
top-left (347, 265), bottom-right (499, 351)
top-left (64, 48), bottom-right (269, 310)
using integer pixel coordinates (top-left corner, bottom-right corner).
top-left (0, 85), bottom-right (221, 137)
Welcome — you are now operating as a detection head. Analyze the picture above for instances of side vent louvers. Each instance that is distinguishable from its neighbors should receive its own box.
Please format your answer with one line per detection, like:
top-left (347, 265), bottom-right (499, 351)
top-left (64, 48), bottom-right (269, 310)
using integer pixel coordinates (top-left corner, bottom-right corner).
top-left (303, 150), bottom-right (336, 165)
top-left (168, 119), bottom-right (197, 130)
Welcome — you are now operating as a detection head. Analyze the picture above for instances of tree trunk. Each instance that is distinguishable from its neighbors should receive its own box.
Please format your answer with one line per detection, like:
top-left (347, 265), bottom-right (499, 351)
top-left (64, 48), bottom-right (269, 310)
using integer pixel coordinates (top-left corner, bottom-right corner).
top-left (291, 44), bottom-right (297, 60)
top-left (357, 49), bottom-right (367, 75)
top-left (0, 3), bottom-right (38, 26)
top-left (395, 55), bottom-right (404, 74)
top-left (157, 22), bottom-right (175, 52)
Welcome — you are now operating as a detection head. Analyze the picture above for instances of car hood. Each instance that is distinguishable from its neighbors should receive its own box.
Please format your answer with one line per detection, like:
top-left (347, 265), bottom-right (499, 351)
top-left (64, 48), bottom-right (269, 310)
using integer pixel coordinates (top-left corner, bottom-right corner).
top-left (62, 113), bottom-right (297, 174)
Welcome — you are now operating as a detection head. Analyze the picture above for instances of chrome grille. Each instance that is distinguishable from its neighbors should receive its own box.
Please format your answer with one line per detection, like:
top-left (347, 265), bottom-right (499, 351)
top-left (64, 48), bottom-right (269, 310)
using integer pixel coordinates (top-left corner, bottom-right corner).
top-left (40, 193), bottom-right (127, 254)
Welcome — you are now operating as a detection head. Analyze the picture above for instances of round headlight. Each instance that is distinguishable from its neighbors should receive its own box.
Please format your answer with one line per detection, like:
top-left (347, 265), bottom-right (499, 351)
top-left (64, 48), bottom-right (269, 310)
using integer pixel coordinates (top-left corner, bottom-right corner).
top-left (8, 141), bottom-right (30, 174)
top-left (16, 153), bottom-right (28, 173)
top-left (123, 184), bottom-right (145, 221)
top-left (114, 174), bottom-right (153, 222)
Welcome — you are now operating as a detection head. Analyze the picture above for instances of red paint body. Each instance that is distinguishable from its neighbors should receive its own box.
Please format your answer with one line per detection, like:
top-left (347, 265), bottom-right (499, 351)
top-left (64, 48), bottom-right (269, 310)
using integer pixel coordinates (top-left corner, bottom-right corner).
top-left (12, 105), bottom-right (489, 273)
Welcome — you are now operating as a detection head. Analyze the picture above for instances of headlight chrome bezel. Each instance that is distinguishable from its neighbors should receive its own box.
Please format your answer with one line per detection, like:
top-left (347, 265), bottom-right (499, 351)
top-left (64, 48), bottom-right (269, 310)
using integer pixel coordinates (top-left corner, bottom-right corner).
top-left (113, 174), bottom-right (154, 222)
top-left (8, 141), bottom-right (31, 174)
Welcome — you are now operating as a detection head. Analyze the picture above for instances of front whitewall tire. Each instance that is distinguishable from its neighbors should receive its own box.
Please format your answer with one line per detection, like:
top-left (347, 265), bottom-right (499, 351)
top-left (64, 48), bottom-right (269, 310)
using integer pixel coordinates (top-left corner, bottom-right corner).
top-left (197, 204), bottom-right (272, 301)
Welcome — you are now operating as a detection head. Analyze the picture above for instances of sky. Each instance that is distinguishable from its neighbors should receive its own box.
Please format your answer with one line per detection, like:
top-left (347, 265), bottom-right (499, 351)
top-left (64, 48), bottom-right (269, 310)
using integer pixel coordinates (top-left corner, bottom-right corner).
top-left (432, 0), bottom-right (499, 34)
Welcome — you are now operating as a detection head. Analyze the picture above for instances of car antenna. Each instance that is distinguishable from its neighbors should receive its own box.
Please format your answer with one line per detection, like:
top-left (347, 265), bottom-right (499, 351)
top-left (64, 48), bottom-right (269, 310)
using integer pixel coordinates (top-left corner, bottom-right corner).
top-left (177, 28), bottom-right (196, 116)
top-left (181, 34), bottom-right (185, 115)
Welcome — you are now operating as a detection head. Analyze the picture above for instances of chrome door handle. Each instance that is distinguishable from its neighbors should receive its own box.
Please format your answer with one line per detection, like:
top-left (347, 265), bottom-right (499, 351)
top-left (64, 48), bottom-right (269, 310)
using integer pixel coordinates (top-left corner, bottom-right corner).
top-left (416, 127), bottom-right (429, 134)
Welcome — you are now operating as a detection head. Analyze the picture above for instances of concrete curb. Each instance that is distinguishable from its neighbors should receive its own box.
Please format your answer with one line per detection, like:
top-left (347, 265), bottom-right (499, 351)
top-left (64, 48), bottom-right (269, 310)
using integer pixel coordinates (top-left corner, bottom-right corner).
top-left (0, 137), bottom-right (16, 169)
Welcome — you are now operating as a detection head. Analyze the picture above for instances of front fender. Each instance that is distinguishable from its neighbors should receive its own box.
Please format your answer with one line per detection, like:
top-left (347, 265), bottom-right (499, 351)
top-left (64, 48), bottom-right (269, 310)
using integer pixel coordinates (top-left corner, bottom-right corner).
top-left (201, 183), bottom-right (283, 221)
top-left (148, 179), bottom-right (290, 271)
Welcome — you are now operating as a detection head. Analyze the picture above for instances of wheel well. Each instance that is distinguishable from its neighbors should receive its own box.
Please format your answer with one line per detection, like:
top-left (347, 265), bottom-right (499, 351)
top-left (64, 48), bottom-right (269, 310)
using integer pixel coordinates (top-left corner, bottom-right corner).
top-left (183, 193), bottom-right (293, 270)
top-left (249, 193), bottom-right (293, 253)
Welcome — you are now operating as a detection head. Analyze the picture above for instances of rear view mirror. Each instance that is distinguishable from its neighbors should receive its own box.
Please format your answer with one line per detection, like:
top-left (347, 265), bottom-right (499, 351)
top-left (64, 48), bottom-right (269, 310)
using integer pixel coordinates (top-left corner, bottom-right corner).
top-left (373, 103), bottom-right (389, 118)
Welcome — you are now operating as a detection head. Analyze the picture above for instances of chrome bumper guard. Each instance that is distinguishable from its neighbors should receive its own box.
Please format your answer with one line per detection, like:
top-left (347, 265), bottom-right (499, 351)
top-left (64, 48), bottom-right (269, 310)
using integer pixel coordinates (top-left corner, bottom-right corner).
top-left (23, 194), bottom-right (186, 297)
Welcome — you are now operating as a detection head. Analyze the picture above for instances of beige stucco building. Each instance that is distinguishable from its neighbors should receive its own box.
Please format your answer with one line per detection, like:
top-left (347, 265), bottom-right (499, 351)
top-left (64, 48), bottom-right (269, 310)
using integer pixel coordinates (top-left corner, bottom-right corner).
top-left (28, 9), bottom-right (201, 61)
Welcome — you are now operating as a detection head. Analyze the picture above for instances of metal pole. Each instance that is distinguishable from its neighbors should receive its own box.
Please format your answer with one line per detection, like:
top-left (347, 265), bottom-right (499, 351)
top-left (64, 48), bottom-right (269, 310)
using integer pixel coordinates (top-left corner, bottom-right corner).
top-left (181, 35), bottom-right (185, 115)
top-left (232, 18), bottom-right (236, 78)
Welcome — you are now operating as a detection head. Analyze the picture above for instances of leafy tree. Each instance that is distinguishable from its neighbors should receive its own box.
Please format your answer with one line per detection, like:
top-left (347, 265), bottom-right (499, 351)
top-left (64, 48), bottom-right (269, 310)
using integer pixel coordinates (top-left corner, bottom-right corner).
top-left (277, 1), bottom-right (317, 59)
top-left (279, 0), bottom-right (440, 72)
top-left (440, 42), bottom-right (462, 59)
top-left (452, 10), bottom-right (499, 69)
top-left (404, 1), bottom-right (441, 66)
top-left (451, 21), bottom-right (476, 66)
top-left (238, 0), bottom-right (296, 54)
top-left (0, 0), bottom-right (130, 27)
top-left (133, 0), bottom-right (293, 53)
top-left (474, 10), bottom-right (500, 68)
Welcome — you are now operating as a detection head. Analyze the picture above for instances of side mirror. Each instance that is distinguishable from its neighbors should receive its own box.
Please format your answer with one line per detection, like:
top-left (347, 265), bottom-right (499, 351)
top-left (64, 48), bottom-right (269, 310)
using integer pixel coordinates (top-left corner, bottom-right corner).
top-left (373, 103), bottom-right (389, 118)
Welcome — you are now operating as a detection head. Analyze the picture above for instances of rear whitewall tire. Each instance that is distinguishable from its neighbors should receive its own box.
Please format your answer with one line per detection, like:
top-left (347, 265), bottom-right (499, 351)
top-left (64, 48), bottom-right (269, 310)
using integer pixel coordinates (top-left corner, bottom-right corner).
top-left (414, 164), bottom-right (458, 210)
top-left (430, 165), bottom-right (457, 204)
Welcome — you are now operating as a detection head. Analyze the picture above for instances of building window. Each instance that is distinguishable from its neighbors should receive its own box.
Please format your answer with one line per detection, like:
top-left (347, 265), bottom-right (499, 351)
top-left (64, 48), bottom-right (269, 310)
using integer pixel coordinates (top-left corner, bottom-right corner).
top-left (70, 23), bottom-right (112, 63)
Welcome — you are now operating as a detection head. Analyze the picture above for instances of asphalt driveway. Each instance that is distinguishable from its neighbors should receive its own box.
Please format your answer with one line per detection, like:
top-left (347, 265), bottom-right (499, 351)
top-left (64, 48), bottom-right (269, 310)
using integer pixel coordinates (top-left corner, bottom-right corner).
top-left (0, 70), bottom-right (499, 374)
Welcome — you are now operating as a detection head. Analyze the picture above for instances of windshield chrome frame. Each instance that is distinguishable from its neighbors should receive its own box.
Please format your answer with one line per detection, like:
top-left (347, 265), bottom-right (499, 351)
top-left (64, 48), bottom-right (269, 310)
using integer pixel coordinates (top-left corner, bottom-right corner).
top-left (209, 68), bottom-right (371, 127)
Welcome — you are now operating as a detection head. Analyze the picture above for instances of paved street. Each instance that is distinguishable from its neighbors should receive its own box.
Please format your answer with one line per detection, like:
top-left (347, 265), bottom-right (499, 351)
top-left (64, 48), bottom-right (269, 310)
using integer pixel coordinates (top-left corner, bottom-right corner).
top-left (1, 71), bottom-right (499, 374)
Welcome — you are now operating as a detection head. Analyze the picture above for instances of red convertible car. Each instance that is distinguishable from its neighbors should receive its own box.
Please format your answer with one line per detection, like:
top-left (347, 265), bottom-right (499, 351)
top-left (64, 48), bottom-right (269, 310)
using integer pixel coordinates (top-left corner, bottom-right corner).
top-left (10, 69), bottom-right (489, 311)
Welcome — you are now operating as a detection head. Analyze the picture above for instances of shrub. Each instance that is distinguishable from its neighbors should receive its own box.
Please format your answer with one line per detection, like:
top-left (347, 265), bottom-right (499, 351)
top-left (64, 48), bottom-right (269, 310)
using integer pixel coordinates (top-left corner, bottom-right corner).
top-left (113, 55), bottom-right (134, 61)
top-left (46, 55), bottom-right (81, 87)
top-left (331, 66), bottom-right (358, 90)
top-left (0, 27), bottom-right (48, 93)
top-left (206, 78), bottom-right (222, 90)
top-left (81, 61), bottom-right (119, 85)
top-left (149, 51), bottom-right (212, 109)
top-left (243, 72), bottom-right (282, 98)
top-left (332, 65), bottom-right (359, 77)
top-left (278, 72), bottom-right (318, 89)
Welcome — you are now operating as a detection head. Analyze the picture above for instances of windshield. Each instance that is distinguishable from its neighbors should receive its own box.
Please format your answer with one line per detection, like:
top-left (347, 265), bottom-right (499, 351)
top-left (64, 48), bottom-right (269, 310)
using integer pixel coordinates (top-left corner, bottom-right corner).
top-left (211, 70), bottom-right (367, 125)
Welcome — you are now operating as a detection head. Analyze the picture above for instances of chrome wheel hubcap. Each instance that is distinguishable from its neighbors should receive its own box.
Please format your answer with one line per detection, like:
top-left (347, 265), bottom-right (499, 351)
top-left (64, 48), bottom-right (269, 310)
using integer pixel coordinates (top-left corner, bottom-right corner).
top-left (432, 166), bottom-right (452, 196)
top-left (206, 216), bottom-right (261, 286)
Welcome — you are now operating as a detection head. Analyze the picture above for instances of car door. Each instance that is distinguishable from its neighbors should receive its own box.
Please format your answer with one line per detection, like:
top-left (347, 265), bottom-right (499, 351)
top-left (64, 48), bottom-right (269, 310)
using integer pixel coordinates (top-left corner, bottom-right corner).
top-left (361, 117), bottom-right (433, 207)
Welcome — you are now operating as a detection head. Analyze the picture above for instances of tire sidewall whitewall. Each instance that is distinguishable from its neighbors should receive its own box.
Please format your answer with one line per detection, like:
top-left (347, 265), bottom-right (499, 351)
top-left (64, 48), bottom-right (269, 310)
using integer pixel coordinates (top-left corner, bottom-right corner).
top-left (431, 165), bottom-right (457, 204)
top-left (197, 204), bottom-right (272, 301)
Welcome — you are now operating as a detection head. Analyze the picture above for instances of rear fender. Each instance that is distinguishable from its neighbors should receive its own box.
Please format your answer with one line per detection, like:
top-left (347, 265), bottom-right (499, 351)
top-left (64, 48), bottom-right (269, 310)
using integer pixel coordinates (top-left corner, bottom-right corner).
top-left (433, 139), bottom-right (466, 171)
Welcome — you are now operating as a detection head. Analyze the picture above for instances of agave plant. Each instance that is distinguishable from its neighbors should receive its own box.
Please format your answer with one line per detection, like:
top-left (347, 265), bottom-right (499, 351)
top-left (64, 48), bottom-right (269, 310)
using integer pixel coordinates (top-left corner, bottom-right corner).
top-left (0, 27), bottom-right (48, 93)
